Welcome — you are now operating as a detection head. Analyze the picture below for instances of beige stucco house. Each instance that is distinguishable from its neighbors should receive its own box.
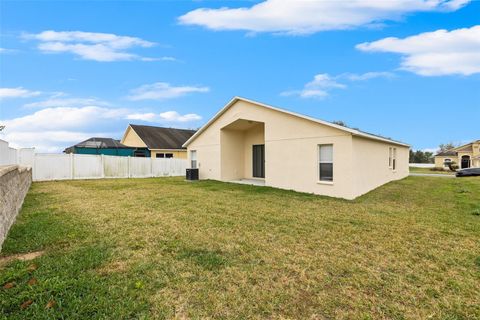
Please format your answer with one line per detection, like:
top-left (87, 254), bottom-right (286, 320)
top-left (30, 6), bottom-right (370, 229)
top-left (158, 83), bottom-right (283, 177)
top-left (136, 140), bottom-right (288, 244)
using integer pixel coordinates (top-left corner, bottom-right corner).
top-left (434, 140), bottom-right (480, 169)
top-left (121, 124), bottom-right (196, 159)
top-left (183, 97), bottom-right (410, 200)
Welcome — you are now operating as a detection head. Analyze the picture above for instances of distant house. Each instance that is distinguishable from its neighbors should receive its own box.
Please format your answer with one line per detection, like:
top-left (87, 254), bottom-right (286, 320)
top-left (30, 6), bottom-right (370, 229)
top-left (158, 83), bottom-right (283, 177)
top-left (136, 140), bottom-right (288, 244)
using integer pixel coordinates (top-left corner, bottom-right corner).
top-left (434, 140), bottom-right (480, 169)
top-left (183, 97), bottom-right (410, 200)
top-left (121, 124), bottom-right (196, 159)
top-left (64, 137), bottom-right (136, 156)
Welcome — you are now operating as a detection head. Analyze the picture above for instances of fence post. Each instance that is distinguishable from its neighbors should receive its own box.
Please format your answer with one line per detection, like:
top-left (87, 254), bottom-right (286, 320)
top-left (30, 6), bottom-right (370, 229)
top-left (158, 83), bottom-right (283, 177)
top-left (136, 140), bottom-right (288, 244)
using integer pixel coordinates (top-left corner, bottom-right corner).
top-left (33, 153), bottom-right (37, 181)
top-left (70, 153), bottom-right (74, 179)
top-left (127, 156), bottom-right (131, 178)
top-left (100, 154), bottom-right (105, 178)
top-left (151, 157), bottom-right (154, 178)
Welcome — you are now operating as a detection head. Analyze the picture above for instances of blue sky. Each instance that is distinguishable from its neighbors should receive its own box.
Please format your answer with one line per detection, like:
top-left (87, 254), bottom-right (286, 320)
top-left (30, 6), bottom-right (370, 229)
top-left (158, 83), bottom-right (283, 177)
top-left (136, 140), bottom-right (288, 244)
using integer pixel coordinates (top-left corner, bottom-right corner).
top-left (0, 0), bottom-right (478, 152)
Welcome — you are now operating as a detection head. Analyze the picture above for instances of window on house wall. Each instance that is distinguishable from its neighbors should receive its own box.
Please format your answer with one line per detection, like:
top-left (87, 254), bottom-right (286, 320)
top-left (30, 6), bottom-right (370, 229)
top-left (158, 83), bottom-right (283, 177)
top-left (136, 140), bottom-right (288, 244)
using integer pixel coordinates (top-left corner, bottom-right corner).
top-left (190, 150), bottom-right (197, 169)
top-left (165, 153), bottom-right (173, 158)
top-left (392, 147), bottom-right (397, 170)
top-left (444, 158), bottom-right (452, 167)
top-left (134, 150), bottom-right (146, 157)
top-left (156, 153), bottom-right (164, 158)
top-left (319, 144), bottom-right (333, 182)
top-left (389, 147), bottom-right (392, 168)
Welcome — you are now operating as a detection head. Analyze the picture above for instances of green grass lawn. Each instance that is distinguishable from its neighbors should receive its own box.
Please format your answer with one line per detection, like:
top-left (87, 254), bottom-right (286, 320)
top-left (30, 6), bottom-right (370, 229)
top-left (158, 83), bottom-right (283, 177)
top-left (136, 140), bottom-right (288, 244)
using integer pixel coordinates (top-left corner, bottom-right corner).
top-left (409, 166), bottom-right (455, 175)
top-left (1, 177), bottom-right (479, 319)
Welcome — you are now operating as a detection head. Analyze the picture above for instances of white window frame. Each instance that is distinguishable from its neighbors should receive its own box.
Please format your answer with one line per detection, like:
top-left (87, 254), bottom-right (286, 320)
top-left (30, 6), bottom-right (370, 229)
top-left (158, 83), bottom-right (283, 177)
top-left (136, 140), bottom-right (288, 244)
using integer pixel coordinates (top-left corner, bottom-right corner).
top-left (389, 147), bottom-right (392, 168)
top-left (389, 147), bottom-right (397, 170)
top-left (190, 150), bottom-right (197, 169)
top-left (156, 153), bottom-right (174, 158)
top-left (444, 158), bottom-right (452, 168)
top-left (318, 144), bottom-right (333, 183)
top-left (392, 147), bottom-right (397, 171)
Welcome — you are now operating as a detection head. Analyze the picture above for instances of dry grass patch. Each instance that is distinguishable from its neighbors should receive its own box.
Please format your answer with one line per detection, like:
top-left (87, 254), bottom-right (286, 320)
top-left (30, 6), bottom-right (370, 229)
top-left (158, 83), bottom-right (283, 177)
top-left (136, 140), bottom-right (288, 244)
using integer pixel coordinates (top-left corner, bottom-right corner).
top-left (0, 251), bottom-right (44, 267)
top-left (1, 176), bottom-right (479, 319)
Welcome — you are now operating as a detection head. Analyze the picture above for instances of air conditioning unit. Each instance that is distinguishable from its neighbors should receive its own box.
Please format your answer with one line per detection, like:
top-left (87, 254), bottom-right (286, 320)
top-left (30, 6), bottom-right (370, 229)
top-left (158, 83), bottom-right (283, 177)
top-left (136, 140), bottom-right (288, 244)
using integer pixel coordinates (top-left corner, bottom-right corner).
top-left (186, 168), bottom-right (199, 181)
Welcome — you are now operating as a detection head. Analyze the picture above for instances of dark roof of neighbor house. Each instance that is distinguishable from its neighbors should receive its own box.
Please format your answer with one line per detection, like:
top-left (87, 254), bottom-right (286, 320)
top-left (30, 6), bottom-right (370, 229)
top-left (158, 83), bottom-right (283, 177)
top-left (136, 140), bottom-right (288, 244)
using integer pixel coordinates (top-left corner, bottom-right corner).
top-left (435, 150), bottom-right (457, 156)
top-left (64, 137), bottom-right (132, 153)
top-left (130, 125), bottom-right (196, 150)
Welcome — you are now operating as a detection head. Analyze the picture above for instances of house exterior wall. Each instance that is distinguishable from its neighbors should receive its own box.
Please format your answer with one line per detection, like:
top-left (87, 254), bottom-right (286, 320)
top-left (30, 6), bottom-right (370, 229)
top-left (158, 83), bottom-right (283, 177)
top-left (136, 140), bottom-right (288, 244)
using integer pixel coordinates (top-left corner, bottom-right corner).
top-left (188, 100), bottom-right (350, 199)
top-left (434, 141), bottom-right (480, 169)
top-left (352, 136), bottom-right (409, 197)
top-left (473, 142), bottom-right (480, 157)
top-left (187, 99), bottom-right (408, 199)
top-left (150, 150), bottom-right (187, 159)
top-left (265, 132), bottom-right (354, 199)
top-left (121, 127), bottom-right (147, 148)
top-left (220, 129), bottom-right (245, 181)
top-left (434, 156), bottom-right (455, 168)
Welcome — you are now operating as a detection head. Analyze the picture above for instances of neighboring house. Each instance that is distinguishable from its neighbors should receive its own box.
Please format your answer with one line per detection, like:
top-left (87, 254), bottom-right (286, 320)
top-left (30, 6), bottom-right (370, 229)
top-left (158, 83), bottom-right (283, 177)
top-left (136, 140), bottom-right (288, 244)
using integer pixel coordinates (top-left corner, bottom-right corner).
top-left (64, 137), bottom-right (136, 156)
top-left (121, 124), bottom-right (196, 158)
top-left (434, 140), bottom-right (480, 169)
top-left (183, 97), bottom-right (410, 200)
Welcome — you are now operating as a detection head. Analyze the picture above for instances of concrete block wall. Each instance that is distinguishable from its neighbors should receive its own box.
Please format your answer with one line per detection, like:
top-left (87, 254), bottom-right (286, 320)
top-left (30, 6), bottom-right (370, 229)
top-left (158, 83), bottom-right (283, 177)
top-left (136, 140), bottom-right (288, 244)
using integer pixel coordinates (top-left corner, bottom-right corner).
top-left (0, 165), bottom-right (32, 251)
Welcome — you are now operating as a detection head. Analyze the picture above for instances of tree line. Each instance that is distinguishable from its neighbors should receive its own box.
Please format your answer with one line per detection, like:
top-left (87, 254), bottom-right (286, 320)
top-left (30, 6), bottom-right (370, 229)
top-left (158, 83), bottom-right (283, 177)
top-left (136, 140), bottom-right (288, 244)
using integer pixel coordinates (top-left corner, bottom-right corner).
top-left (409, 143), bottom-right (458, 163)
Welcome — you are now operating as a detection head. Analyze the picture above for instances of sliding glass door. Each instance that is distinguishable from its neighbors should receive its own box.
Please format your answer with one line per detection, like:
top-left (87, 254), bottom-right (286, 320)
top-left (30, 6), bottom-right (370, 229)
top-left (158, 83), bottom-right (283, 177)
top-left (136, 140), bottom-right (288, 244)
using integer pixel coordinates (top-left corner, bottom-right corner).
top-left (252, 144), bottom-right (265, 178)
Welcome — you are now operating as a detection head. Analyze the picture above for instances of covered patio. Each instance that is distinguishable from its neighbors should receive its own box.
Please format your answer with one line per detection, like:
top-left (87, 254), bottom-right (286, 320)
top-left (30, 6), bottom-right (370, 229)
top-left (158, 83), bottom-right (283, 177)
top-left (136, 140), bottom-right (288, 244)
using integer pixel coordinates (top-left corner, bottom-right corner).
top-left (220, 119), bottom-right (265, 183)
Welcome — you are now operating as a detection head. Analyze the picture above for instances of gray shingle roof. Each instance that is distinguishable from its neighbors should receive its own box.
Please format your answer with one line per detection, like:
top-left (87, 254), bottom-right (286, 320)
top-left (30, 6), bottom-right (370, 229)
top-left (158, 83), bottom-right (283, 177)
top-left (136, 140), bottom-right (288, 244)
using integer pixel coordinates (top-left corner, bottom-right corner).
top-left (73, 137), bottom-right (130, 149)
top-left (130, 125), bottom-right (196, 150)
top-left (65, 137), bottom-right (132, 153)
top-left (435, 150), bottom-right (457, 156)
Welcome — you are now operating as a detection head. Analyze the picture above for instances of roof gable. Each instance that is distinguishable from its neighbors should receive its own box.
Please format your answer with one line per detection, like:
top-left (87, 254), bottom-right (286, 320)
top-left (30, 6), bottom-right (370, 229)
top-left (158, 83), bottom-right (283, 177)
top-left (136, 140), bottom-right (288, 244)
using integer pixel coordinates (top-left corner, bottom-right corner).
top-left (183, 97), bottom-right (409, 148)
top-left (129, 125), bottom-right (196, 150)
top-left (453, 140), bottom-right (479, 152)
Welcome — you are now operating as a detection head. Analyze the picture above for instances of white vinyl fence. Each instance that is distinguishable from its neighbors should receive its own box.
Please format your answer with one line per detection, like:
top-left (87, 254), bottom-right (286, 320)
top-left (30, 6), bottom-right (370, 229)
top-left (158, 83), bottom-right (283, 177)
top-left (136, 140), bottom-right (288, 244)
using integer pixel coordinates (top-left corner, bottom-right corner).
top-left (32, 154), bottom-right (187, 181)
top-left (0, 139), bottom-right (19, 166)
top-left (409, 163), bottom-right (435, 168)
top-left (0, 139), bottom-right (187, 181)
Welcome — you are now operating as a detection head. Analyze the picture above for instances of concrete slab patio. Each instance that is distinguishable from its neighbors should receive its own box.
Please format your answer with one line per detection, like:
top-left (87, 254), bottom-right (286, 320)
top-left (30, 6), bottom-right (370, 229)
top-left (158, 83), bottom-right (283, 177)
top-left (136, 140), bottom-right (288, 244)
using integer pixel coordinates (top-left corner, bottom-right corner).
top-left (229, 178), bottom-right (266, 186)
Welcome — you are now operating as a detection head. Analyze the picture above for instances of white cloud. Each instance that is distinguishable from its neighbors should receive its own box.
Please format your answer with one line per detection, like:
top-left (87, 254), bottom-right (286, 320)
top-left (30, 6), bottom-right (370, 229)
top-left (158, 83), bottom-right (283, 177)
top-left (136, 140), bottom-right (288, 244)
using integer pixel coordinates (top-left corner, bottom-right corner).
top-left (341, 71), bottom-right (395, 81)
top-left (179, 0), bottom-right (470, 35)
top-left (127, 82), bottom-right (210, 100)
top-left (24, 97), bottom-right (110, 108)
top-left (0, 87), bottom-right (41, 99)
top-left (356, 25), bottom-right (480, 76)
top-left (23, 30), bottom-right (172, 62)
top-left (2, 106), bottom-right (128, 131)
top-left (127, 111), bottom-right (202, 123)
top-left (281, 71), bottom-right (392, 99)
top-left (0, 106), bottom-right (129, 152)
top-left (0, 48), bottom-right (17, 54)
top-left (2, 131), bottom-right (113, 153)
top-left (27, 30), bottom-right (154, 47)
top-left (281, 74), bottom-right (346, 99)
top-left (140, 56), bottom-right (177, 62)
top-left (1, 104), bottom-right (202, 151)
